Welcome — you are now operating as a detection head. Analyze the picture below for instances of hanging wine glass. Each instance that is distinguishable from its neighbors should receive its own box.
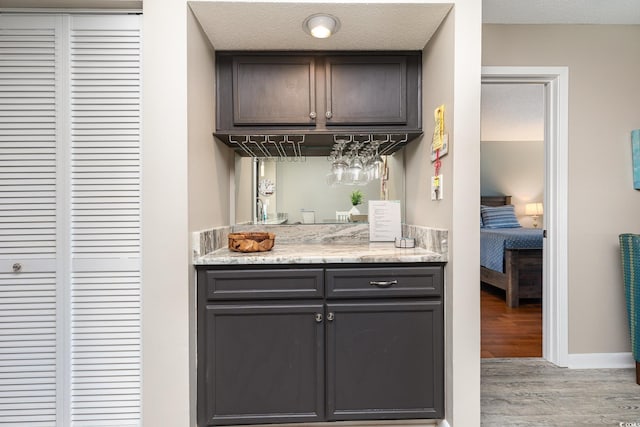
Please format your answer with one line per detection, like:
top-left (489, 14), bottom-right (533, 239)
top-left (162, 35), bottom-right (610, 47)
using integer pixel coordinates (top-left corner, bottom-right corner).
top-left (367, 134), bottom-right (387, 181)
top-left (348, 154), bottom-right (364, 185)
top-left (332, 154), bottom-right (348, 182)
top-left (327, 137), bottom-right (349, 185)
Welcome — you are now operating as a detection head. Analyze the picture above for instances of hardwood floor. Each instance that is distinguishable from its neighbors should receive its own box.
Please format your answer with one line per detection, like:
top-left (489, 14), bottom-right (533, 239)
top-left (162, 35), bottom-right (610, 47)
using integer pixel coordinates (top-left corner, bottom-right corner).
top-left (482, 358), bottom-right (640, 426)
top-left (481, 284), bottom-right (542, 358)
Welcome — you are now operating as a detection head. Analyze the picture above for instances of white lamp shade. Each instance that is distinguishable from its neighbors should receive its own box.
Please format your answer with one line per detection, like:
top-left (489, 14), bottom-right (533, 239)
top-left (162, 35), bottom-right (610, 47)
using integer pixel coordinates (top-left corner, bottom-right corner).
top-left (303, 14), bottom-right (340, 39)
top-left (525, 202), bottom-right (543, 216)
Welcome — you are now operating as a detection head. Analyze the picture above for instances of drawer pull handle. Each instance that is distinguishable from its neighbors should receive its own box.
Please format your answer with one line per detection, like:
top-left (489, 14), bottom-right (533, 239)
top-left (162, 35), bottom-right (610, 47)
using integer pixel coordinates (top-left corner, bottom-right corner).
top-left (315, 313), bottom-right (323, 323)
top-left (327, 312), bottom-right (334, 321)
top-left (369, 280), bottom-right (398, 288)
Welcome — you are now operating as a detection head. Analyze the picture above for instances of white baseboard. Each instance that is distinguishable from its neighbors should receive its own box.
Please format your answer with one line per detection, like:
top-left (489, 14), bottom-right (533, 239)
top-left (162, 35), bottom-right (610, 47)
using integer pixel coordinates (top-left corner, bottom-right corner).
top-left (567, 352), bottom-right (635, 369)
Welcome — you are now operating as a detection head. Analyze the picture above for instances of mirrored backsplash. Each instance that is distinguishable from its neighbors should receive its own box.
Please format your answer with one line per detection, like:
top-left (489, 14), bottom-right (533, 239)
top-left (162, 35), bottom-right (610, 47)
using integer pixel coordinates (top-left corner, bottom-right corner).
top-left (234, 150), bottom-right (405, 225)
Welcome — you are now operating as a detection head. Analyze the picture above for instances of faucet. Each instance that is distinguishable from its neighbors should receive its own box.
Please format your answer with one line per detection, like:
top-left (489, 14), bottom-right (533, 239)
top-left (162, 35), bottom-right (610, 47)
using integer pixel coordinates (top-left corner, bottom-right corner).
top-left (256, 198), bottom-right (264, 223)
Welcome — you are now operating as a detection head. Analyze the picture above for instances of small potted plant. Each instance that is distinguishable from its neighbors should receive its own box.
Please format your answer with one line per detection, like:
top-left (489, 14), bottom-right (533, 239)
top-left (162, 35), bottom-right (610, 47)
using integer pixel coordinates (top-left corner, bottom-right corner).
top-left (349, 190), bottom-right (364, 216)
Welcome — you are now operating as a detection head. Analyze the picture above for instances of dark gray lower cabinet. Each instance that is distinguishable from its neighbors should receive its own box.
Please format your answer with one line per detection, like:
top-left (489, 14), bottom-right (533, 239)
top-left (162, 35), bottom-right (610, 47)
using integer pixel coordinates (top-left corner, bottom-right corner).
top-left (204, 302), bottom-right (324, 426)
top-left (326, 300), bottom-right (443, 420)
top-left (197, 263), bottom-right (444, 426)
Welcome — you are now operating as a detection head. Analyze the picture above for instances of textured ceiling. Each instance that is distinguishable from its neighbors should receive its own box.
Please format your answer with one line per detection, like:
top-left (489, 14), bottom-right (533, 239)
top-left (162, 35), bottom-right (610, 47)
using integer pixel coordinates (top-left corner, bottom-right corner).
top-left (481, 83), bottom-right (545, 142)
top-left (484, 0), bottom-right (640, 24)
top-left (189, 2), bottom-right (452, 50)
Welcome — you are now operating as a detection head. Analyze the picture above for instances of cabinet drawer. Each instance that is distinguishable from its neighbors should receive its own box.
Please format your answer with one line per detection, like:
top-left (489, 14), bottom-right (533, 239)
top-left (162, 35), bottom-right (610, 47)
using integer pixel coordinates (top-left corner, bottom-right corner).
top-left (326, 266), bottom-right (442, 298)
top-left (204, 269), bottom-right (324, 300)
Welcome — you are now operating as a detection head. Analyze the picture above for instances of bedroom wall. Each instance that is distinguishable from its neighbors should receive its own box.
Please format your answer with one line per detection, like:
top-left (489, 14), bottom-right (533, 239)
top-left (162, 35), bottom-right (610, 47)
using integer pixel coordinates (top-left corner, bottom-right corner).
top-left (483, 24), bottom-right (640, 356)
top-left (480, 140), bottom-right (544, 228)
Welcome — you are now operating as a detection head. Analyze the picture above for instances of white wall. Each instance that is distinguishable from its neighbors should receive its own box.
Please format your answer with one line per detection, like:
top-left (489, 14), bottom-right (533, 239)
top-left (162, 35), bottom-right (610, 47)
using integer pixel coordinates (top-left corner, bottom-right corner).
top-left (483, 24), bottom-right (640, 356)
top-left (481, 140), bottom-right (544, 228)
top-left (142, 1), bottom-right (190, 426)
top-left (448, 1), bottom-right (482, 424)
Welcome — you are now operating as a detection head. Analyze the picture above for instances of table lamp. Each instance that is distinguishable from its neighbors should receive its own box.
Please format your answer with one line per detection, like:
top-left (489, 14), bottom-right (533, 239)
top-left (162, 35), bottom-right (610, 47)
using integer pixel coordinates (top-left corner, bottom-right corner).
top-left (525, 202), bottom-right (544, 228)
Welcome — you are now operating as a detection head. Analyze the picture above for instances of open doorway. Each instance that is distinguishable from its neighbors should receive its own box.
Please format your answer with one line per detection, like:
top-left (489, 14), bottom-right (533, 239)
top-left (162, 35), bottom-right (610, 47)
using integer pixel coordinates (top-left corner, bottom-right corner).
top-left (480, 82), bottom-right (545, 358)
top-left (481, 67), bottom-right (569, 367)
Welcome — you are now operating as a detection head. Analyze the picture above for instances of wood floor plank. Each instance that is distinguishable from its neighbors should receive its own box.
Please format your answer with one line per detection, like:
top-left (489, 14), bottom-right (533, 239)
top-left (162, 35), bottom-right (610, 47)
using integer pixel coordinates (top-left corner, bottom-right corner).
top-left (482, 358), bottom-right (640, 426)
top-left (481, 284), bottom-right (542, 358)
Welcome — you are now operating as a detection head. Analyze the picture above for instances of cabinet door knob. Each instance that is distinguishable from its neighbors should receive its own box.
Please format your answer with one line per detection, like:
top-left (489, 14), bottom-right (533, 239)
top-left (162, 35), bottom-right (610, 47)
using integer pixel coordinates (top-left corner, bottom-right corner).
top-left (12, 263), bottom-right (22, 272)
top-left (327, 312), bottom-right (334, 321)
top-left (315, 313), bottom-right (323, 323)
top-left (309, 111), bottom-right (317, 119)
top-left (369, 280), bottom-right (398, 288)
top-left (325, 111), bottom-right (332, 119)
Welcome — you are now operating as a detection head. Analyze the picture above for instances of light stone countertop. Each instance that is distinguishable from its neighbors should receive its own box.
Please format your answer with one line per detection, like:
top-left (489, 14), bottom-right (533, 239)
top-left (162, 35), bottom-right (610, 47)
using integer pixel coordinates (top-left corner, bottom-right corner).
top-left (193, 242), bottom-right (446, 265)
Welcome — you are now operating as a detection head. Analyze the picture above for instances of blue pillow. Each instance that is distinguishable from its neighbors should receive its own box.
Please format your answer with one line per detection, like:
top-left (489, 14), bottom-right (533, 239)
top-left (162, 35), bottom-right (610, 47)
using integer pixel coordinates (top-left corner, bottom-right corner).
top-left (481, 205), bottom-right (521, 229)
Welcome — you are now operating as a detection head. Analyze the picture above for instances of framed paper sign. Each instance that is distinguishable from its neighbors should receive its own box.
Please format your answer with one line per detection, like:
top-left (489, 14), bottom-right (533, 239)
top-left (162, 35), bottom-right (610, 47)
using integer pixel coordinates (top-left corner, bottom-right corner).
top-left (369, 200), bottom-right (401, 242)
top-left (633, 130), bottom-right (640, 190)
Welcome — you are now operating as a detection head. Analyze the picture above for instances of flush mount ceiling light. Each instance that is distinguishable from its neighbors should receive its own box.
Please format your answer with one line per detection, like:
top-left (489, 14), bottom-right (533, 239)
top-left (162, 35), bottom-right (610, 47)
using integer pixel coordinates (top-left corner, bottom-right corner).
top-left (303, 13), bottom-right (340, 39)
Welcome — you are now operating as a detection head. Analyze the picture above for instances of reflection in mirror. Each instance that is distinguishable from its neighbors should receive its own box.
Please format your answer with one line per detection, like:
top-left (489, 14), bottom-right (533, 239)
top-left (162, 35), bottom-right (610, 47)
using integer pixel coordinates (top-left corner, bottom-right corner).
top-left (234, 150), bottom-right (404, 225)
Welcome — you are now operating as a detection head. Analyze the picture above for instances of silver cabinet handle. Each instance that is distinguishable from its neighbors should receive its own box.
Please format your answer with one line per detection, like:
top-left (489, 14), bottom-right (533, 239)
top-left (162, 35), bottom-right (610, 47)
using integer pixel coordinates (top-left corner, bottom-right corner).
top-left (12, 263), bottom-right (22, 273)
top-left (369, 280), bottom-right (398, 288)
top-left (327, 312), bottom-right (334, 321)
top-left (315, 313), bottom-right (323, 323)
top-left (325, 111), bottom-right (332, 119)
top-left (309, 111), bottom-right (317, 119)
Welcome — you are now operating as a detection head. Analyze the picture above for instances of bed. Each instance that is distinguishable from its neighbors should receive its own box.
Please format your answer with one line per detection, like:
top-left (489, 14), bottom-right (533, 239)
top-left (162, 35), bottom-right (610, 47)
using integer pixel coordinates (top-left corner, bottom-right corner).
top-left (480, 196), bottom-right (543, 307)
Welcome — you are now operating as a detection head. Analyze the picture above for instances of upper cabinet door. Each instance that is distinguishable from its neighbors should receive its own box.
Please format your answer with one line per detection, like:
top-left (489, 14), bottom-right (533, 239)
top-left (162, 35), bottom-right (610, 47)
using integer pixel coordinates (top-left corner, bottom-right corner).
top-left (232, 56), bottom-right (316, 125)
top-left (324, 56), bottom-right (407, 126)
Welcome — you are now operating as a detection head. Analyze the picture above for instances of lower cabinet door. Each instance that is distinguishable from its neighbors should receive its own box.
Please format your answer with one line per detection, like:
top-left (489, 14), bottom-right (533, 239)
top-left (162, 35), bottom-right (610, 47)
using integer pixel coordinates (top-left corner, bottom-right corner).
top-left (325, 300), bottom-right (444, 420)
top-left (204, 302), bottom-right (325, 426)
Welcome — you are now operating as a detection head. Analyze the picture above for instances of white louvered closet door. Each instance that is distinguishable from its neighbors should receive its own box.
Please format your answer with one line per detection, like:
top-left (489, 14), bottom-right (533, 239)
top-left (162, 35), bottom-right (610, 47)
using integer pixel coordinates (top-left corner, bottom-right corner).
top-left (69, 15), bottom-right (141, 427)
top-left (0, 14), bottom-right (141, 427)
top-left (0, 16), bottom-right (61, 426)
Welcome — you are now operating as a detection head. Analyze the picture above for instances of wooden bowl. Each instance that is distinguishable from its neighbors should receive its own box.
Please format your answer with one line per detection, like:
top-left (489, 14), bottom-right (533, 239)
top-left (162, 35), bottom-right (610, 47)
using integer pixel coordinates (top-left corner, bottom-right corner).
top-left (228, 232), bottom-right (276, 253)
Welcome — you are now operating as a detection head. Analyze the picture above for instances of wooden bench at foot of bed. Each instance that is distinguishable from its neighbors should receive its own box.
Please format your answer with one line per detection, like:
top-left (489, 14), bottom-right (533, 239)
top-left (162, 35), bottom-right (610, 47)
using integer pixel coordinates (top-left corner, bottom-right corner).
top-left (481, 248), bottom-right (542, 308)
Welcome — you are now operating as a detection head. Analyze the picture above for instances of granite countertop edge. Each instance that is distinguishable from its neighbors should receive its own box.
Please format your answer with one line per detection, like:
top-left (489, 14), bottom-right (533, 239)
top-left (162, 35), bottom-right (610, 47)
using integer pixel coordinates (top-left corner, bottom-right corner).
top-left (193, 242), bottom-right (447, 265)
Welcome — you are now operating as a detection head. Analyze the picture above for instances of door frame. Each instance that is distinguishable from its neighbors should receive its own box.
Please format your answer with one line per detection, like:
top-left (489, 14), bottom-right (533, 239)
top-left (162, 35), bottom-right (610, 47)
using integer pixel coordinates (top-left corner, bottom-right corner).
top-left (481, 66), bottom-right (569, 367)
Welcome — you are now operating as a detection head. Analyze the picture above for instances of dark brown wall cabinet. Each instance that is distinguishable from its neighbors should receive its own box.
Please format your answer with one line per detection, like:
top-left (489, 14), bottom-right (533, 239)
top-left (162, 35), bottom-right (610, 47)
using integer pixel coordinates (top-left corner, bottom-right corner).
top-left (215, 52), bottom-right (422, 156)
top-left (231, 56), bottom-right (317, 126)
top-left (196, 263), bottom-right (444, 426)
top-left (324, 56), bottom-right (407, 126)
